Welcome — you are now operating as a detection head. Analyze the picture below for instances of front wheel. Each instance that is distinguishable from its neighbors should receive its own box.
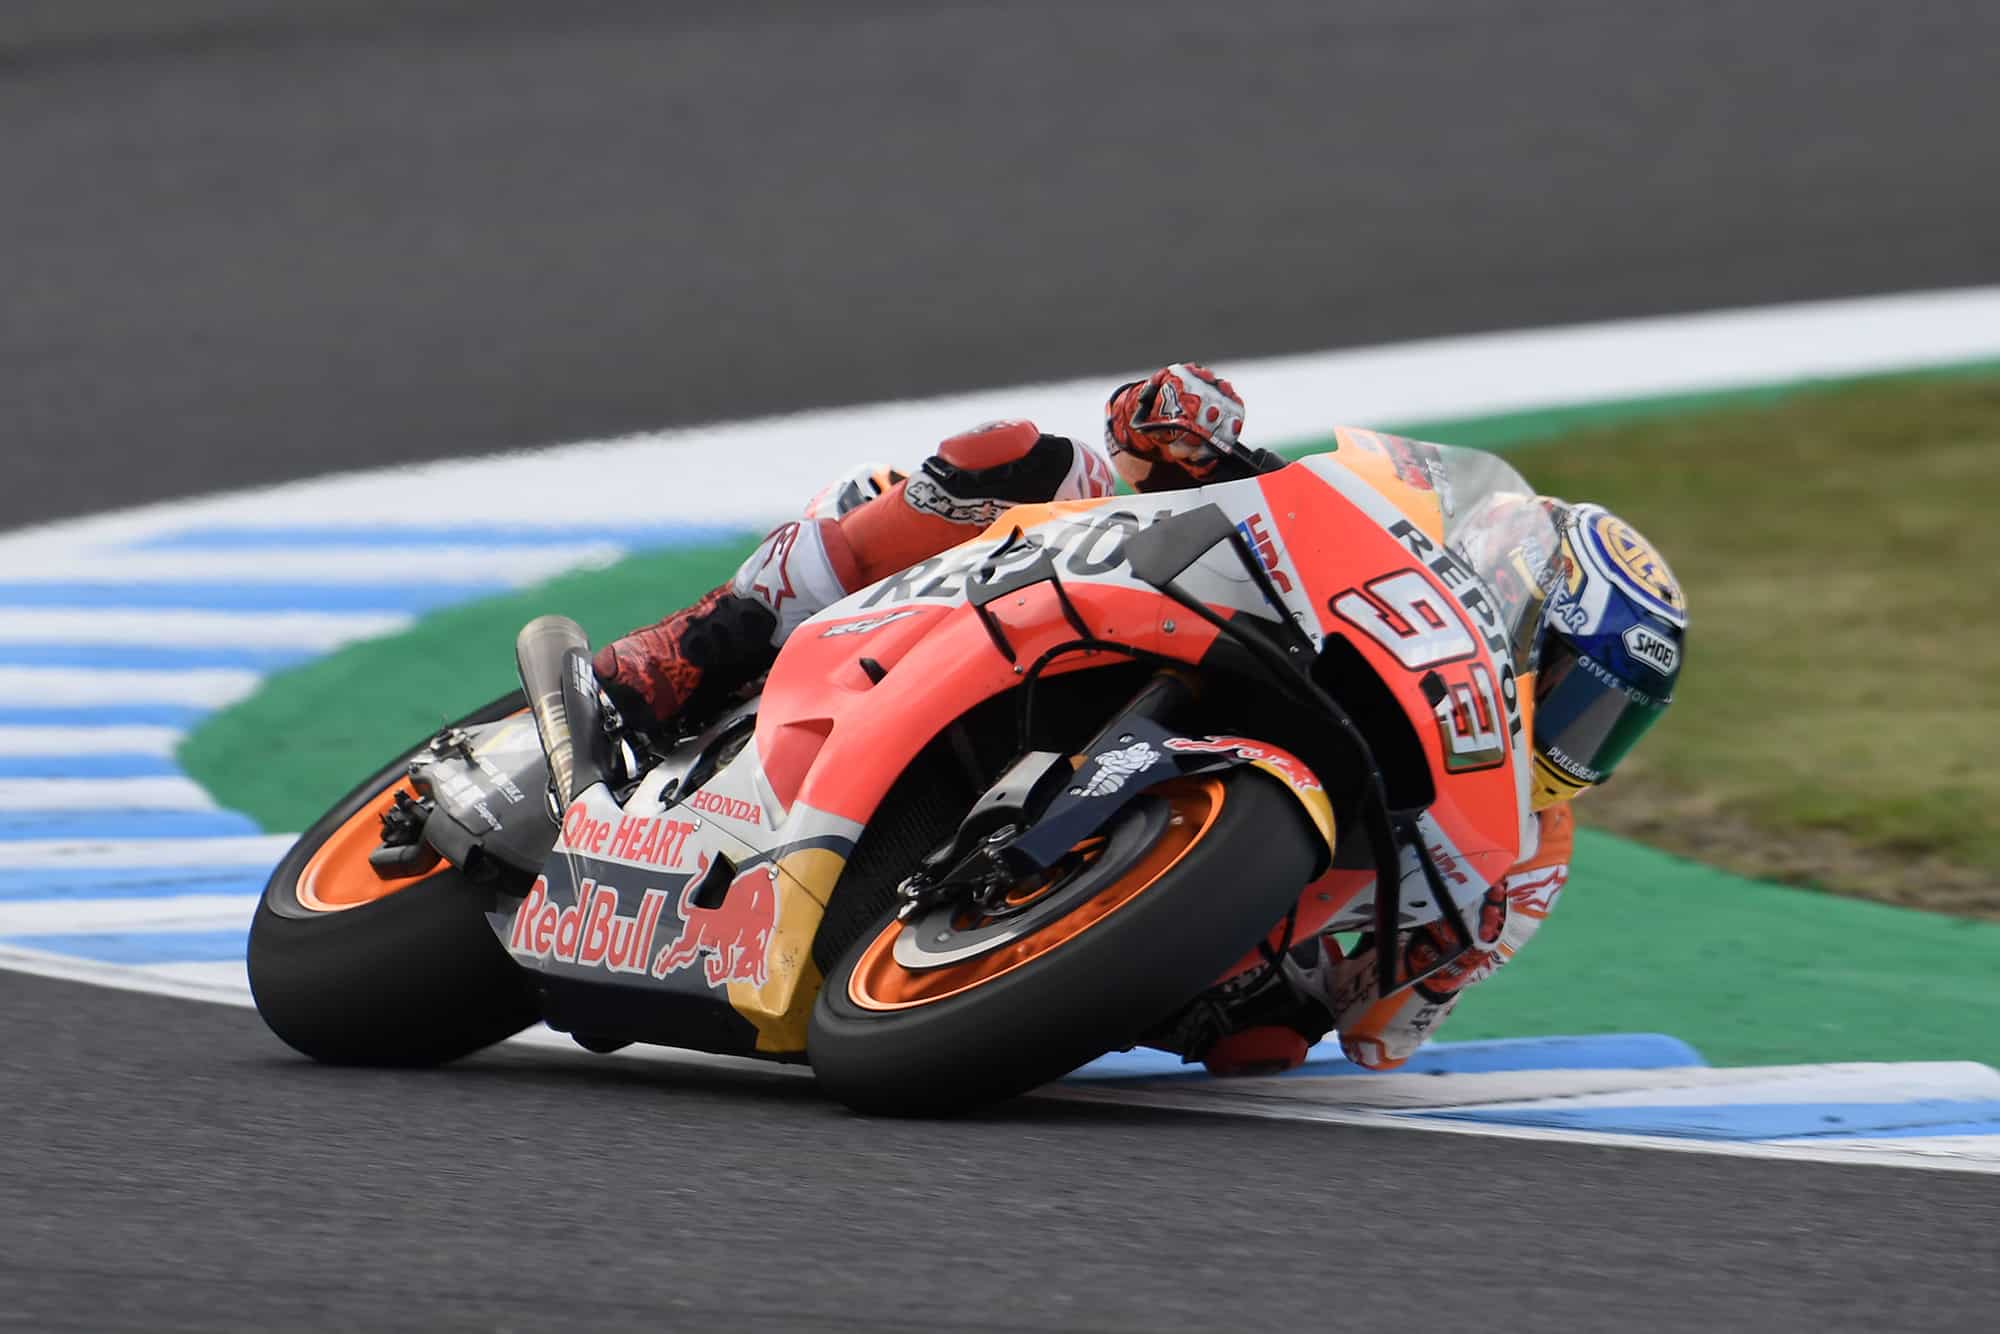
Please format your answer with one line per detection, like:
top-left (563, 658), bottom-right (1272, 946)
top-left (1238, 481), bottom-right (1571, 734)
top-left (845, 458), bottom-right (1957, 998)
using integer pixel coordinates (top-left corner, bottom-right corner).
top-left (809, 770), bottom-right (1321, 1115)
top-left (247, 693), bottom-right (542, 1066)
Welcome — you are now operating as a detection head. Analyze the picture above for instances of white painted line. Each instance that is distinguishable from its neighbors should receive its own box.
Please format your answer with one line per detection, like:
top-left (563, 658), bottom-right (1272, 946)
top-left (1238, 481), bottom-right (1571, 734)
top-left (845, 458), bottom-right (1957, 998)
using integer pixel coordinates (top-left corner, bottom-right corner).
top-left (1, 546), bottom-right (627, 586)
top-left (1232, 284), bottom-right (2000, 438)
top-left (0, 609), bottom-right (412, 649)
top-left (471, 1028), bottom-right (2000, 1176)
top-left (139, 960), bottom-right (251, 995)
top-left (0, 893), bottom-right (256, 934)
top-left (0, 776), bottom-right (218, 811)
top-left (3, 286), bottom-right (1994, 556)
top-left (0, 666), bottom-right (259, 708)
top-left (0, 726), bottom-right (185, 756)
top-left (1044, 1082), bottom-right (2000, 1176)
top-left (3, 938), bottom-right (1986, 1175)
top-left (1784, 1135), bottom-right (2000, 1168)
top-left (0, 833), bottom-right (296, 870)
top-left (1444, 1061), bottom-right (2000, 1110)
top-left (0, 945), bottom-right (256, 1008)
top-left (1104, 1062), bottom-right (2000, 1113)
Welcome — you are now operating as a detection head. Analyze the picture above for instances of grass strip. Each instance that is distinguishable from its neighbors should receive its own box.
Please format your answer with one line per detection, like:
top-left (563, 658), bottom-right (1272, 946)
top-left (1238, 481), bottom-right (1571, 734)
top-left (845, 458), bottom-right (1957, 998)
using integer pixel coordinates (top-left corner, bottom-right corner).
top-left (1501, 372), bottom-right (2000, 917)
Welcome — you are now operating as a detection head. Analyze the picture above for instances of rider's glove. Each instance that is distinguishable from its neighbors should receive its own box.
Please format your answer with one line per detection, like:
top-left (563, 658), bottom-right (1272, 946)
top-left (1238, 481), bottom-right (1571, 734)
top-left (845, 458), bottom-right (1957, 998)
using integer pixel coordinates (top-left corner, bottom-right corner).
top-left (1330, 884), bottom-right (1529, 1071)
top-left (1104, 363), bottom-right (1248, 492)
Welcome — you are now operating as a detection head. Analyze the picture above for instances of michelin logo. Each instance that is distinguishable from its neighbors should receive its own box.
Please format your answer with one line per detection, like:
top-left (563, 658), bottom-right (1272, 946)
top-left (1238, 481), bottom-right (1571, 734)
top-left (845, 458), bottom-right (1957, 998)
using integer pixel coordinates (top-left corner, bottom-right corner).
top-left (1080, 742), bottom-right (1161, 797)
top-left (1621, 624), bottom-right (1680, 676)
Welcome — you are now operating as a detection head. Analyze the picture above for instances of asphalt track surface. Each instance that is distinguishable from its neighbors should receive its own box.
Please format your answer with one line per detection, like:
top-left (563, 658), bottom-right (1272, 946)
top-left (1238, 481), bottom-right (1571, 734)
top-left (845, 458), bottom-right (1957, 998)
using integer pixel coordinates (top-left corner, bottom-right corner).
top-left (10, 0), bottom-right (2000, 529)
top-left (5, 2), bottom-right (2000, 1329)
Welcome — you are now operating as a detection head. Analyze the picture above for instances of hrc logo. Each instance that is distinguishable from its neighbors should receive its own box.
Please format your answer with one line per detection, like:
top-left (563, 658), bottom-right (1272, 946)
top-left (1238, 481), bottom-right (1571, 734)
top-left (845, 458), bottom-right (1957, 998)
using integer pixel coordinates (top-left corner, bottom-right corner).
top-left (1588, 511), bottom-right (1685, 623)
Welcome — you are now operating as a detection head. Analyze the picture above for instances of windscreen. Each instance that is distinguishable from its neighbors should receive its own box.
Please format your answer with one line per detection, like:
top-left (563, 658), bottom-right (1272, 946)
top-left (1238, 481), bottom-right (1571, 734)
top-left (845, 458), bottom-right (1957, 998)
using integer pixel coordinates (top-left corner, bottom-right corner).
top-left (1427, 443), bottom-right (1566, 675)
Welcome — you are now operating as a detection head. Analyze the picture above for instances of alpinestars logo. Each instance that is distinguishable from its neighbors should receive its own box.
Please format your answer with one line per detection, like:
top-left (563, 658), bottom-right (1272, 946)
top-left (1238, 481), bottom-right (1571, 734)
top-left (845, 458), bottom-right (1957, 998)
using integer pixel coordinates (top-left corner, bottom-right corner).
top-left (744, 523), bottom-right (800, 612)
top-left (1079, 741), bottom-right (1160, 797)
top-left (903, 474), bottom-right (1007, 527)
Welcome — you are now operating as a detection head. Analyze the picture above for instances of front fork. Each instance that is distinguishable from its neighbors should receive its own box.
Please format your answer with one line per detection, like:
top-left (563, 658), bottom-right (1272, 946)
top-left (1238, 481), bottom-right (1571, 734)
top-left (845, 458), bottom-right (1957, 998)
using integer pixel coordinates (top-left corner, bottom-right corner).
top-left (899, 667), bottom-right (1336, 927)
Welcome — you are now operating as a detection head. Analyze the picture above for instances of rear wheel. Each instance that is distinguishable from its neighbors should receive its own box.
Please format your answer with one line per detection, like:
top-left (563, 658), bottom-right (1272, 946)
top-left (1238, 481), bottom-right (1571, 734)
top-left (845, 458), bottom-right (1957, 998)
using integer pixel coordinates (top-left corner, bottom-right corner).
top-left (247, 693), bottom-right (542, 1066)
top-left (809, 770), bottom-right (1321, 1115)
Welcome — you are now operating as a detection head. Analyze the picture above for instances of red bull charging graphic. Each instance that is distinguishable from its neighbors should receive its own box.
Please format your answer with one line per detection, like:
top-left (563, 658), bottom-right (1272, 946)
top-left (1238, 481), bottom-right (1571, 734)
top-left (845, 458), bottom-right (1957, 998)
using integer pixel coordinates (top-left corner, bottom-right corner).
top-left (507, 854), bottom-right (779, 989)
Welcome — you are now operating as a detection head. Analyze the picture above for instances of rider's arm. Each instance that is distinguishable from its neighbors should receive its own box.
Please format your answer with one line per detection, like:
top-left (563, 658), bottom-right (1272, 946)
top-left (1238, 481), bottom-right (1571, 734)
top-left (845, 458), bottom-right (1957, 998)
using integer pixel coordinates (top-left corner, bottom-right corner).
top-left (1327, 804), bottom-right (1574, 1070)
top-left (1202, 806), bottom-right (1573, 1075)
top-left (724, 420), bottom-right (1112, 650)
top-left (834, 420), bottom-right (1111, 587)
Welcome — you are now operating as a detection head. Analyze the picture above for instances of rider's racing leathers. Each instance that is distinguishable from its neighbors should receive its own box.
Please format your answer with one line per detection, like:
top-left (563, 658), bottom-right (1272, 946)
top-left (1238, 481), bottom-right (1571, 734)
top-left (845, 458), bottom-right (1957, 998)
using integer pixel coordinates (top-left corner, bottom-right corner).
top-left (593, 385), bottom-right (1572, 1076)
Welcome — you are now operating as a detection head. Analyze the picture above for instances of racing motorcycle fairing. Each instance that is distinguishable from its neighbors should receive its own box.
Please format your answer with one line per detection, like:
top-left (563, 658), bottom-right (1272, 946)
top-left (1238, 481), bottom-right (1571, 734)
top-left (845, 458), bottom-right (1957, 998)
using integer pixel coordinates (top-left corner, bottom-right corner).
top-left (1266, 459), bottom-right (1533, 875)
top-left (500, 773), bottom-right (858, 1056)
top-left (486, 440), bottom-right (1541, 1058)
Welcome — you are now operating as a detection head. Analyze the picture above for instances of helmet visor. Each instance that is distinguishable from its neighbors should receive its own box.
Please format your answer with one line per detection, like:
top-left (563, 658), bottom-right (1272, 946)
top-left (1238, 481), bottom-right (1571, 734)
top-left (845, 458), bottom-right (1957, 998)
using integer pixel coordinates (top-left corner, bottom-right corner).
top-left (1532, 639), bottom-right (1668, 786)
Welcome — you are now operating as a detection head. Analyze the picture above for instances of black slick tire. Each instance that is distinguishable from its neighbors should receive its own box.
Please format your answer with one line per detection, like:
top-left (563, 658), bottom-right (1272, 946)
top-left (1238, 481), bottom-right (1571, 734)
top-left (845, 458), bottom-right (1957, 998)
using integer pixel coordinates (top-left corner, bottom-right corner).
top-left (246, 693), bottom-right (542, 1066)
top-left (809, 769), bottom-right (1320, 1115)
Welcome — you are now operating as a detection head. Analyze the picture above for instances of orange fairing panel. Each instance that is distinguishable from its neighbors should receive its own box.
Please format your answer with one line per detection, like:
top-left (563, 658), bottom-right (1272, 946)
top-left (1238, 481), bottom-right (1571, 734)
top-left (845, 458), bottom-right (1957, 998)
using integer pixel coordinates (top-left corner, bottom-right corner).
top-left (1258, 461), bottom-right (1528, 890)
top-left (753, 497), bottom-right (1252, 827)
top-left (762, 578), bottom-right (1220, 826)
top-left (758, 454), bottom-right (1532, 897)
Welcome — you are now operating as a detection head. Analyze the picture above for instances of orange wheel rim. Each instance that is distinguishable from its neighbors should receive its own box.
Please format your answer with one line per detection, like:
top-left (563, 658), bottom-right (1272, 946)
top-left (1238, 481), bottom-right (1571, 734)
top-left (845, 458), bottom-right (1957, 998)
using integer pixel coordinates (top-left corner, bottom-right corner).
top-left (845, 777), bottom-right (1226, 1011)
top-left (295, 780), bottom-right (435, 912)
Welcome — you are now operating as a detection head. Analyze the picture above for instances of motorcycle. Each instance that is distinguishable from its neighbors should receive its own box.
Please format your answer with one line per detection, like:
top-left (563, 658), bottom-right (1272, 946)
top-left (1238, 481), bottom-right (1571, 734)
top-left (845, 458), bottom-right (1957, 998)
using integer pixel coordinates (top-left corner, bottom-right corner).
top-left (248, 431), bottom-right (1553, 1114)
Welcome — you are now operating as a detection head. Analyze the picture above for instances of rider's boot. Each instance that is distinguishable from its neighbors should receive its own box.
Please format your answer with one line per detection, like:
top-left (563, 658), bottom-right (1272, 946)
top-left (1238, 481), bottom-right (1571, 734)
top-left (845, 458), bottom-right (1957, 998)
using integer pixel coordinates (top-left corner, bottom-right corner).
top-left (593, 514), bottom-right (863, 732)
top-left (592, 583), bottom-right (780, 734)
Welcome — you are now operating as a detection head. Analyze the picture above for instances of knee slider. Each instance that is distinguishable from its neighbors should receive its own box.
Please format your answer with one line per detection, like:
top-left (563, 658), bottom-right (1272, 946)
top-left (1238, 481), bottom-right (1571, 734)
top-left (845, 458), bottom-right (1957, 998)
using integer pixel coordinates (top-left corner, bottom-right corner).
top-left (935, 419), bottom-right (1044, 471)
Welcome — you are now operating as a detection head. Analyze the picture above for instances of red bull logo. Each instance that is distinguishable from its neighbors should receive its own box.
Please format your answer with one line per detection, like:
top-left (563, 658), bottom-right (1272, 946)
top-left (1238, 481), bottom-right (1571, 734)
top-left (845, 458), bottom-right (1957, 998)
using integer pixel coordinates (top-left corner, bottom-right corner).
top-left (507, 860), bottom-right (778, 989)
top-left (1163, 735), bottom-right (1322, 792)
top-left (509, 876), bottom-right (668, 974)
top-left (652, 859), bottom-right (779, 988)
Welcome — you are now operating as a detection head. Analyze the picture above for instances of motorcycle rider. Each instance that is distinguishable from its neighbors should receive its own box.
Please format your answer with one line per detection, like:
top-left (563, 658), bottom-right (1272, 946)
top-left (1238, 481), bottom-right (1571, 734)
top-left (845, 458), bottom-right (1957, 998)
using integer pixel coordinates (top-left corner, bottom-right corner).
top-left (593, 364), bottom-right (1686, 1076)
